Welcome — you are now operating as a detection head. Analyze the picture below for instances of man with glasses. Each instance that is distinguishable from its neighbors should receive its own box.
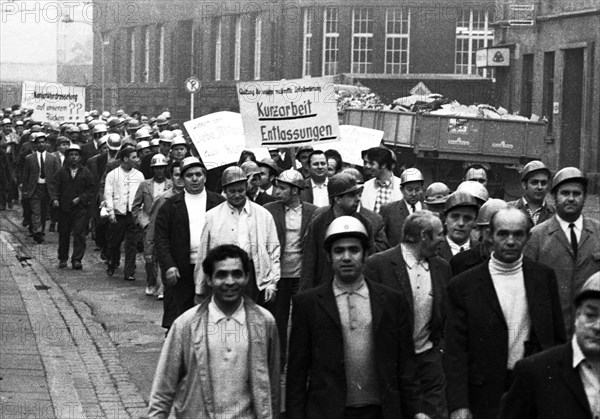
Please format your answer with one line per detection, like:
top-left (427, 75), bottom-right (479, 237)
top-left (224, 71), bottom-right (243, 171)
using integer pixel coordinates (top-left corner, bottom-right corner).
top-left (508, 160), bottom-right (554, 226)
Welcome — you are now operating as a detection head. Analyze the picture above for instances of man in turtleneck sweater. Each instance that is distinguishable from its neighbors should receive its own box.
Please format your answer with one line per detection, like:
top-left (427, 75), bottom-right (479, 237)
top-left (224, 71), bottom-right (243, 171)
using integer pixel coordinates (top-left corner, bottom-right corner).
top-left (445, 208), bottom-right (566, 419)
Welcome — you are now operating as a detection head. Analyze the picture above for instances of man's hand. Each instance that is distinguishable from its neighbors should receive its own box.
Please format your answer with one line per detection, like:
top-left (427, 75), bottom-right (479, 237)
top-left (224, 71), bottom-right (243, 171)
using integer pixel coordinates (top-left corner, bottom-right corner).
top-left (109, 214), bottom-right (117, 224)
top-left (52, 200), bottom-right (59, 208)
top-left (450, 408), bottom-right (473, 419)
top-left (165, 267), bottom-right (180, 286)
top-left (264, 288), bottom-right (276, 303)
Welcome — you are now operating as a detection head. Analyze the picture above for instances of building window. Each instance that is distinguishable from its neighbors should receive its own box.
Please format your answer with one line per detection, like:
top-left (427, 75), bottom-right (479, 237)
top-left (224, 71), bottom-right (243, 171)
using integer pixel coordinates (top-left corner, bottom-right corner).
top-left (385, 7), bottom-right (410, 74)
top-left (214, 18), bottom-right (222, 81)
top-left (233, 16), bottom-right (242, 81)
top-left (455, 9), bottom-right (494, 77)
top-left (158, 24), bottom-right (165, 82)
top-left (322, 7), bottom-right (339, 76)
top-left (302, 8), bottom-right (313, 77)
top-left (351, 8), bottom-right (373, 74)
top-left (542, 51), bottom-right (555, 133)
top-left (141, 26), bottom-right (150, 82)
top-left (254, 16), bottom-right (262, 80)
top-left (128, 29), bottom-right (136, 83)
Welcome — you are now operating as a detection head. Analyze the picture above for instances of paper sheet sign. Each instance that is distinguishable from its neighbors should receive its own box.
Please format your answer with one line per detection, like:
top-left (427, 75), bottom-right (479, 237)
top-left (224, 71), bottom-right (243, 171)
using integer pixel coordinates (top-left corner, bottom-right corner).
top-left (184, 111), bottom-right (269, 170)
top-left (312, 125), bottom-right (384, 167)
top-left (237, 78), bottom-right (340, 147)
top-left (21, 81), bottom-right (86, 123)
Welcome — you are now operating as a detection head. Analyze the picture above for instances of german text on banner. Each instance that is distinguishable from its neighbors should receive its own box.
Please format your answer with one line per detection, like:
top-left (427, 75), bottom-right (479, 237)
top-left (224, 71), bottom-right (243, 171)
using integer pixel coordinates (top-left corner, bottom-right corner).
top-left (21, 81), bottom-right (86, 123)
top-left (237, 78), bottom-right (340, 147)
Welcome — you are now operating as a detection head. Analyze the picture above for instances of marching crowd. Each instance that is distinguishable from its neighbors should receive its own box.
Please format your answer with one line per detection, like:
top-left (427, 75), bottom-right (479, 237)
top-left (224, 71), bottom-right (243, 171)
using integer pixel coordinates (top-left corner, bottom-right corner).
top-left (0, 106), bottom-right (599, 419)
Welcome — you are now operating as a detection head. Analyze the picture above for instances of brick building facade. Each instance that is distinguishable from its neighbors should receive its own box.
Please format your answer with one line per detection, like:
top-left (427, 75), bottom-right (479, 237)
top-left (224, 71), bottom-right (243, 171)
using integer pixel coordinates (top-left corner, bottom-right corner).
top-left (91, 0), bottom-right (497, 119)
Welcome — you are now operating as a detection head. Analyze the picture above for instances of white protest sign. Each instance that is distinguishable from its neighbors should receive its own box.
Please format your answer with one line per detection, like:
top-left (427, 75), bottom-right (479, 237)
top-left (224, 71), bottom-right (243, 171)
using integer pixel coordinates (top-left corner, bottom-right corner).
top-left (312, 125), bottom-right (384, 167)
top-left (21, 81), bottom-right (86, 123)
top-left (184, 111), bottom-right (269, 170)
top-left (237, 78), bottom-right (340, 147)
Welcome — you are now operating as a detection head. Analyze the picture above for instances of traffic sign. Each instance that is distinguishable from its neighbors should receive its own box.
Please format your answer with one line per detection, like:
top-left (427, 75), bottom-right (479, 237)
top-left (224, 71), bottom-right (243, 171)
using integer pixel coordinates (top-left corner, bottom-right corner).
top-left (185, 77), bottom-right (201, 93)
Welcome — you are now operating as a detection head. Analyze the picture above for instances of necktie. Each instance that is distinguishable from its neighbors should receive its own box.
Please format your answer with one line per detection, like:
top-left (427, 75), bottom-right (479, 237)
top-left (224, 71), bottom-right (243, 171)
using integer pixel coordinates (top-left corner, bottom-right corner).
top-left (411, 204), bottom-right (416, 213)
top-left (569, 223), bottom-right (578, 258)
top-left (40, 153), bottom-right (45, 179)
top-left (459, 246), bottom-right (465, 253)
top-left (125, 181), bottom-right (130, 213)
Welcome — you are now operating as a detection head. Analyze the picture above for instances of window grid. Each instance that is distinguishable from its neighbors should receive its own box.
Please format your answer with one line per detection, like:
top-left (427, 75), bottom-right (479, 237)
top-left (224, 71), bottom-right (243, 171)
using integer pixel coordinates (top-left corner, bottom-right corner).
top-left (322, 7), bottom-right (339, 76)
top-left (129, 29), bottom-right (136, 83)
top-left (455, 9), bottom-right (494, 77)
top-left (142, 26), bottom-right (150, 83)
top-left (384, 7), bottom-right (410, 74)
top-left (158, 25), bottom-right (165, 82)
top-left (351, 8), bottom-right (373, 74)
top-left (214, 18), bottom-right (222, 81)
top-left (254, 16), bottom-right (262, 80)
top-left (233, 16), bottom-right (242, 81)
top-left (302, 8), bottom-right (313, 77)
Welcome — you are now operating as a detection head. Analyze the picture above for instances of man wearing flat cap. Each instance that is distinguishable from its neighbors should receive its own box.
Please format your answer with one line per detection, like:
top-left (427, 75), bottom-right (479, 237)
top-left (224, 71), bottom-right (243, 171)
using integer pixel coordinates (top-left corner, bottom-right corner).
top-left (299, 172), bottom-right (389, 291)
top-left (525, 167), bottom-right (600, 335)
top-left (500, 272), bottom-right (600, 419)
top-left (154, 157), bottom-right (225, 330)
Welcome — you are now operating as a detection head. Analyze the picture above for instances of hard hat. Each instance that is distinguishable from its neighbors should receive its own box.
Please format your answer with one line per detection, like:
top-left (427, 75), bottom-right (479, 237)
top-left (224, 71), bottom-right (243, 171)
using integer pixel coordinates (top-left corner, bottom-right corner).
top-left (90, 110), bottom-right (99, 117)
top-left (465, 166), bottom-right (488, 182)
top-left (158, 130), bottom-right (174, 143)
top-left (444, 191), bottom-right (480, 215)
top-left (258, 158), bottom-right (281, 175)
top-left (476, 198), bottom-right (508, 226)
top-left (551, 167), bottom-right (588, 193)
top-left (101, 111), bottom-right (111, 119)
top-left (66, 143), bottom-right (81, 154)
top-left (221, 166), bottom-right (247, 188)
top-left (324, 216), bottom-right (369, 251)
top-left (240, 161), bottom-right (261, 177)
top-left (87, 119), bottom-right (100, 128)
top-left (91, 124), bottom-right (108, 135)
top-left (106, 133), bottom-right (122, 151)
top-left (150, 153), bottom-right (169, 167)
top-left (456, 181), bottom-right (489, 204)
top-left (32, 132), bottom-right (48, 141)
top-left (116, 109), bottom-right (125, 116)
top-left (295, 145), bottom-right (314, 157)
top-left (400, 168), bottom-right (424, 185)
top-left (156, 117), bottom-right (168, 126)
top-left (328, 172), bottom-right (363, 197)
top-left (127, 119), bottom-right (141, 131)
top-left (97, 134), bottom-right (109, 148)
top-left (181, 156), bottom-right (205, 174)
top-left (150, 138), bottom-right (160, 147)
top-left (68, 125), bottom-right (81, 133)
top-left (276, 169), bottom-right (305, 189)
top-left (57, 135), bottom-right (71, 144)
top-left (107, 117), bottom-right (121, 128)
top-left (77, 123), bottom-right (90, 131)
top-left (521, 160), bottom-right (551, 181)
top-left (424, 182), bottom-right (451, 205)
top-left (163, 111), bottom-right (171, 119)
top-left (15, 120), bottom-right (24, 127)
top-left (134, 128), bottom-right (152, 140)
top-left (2, 118), bottom-right (11, 125)
top-left (575, 272), bottom-right (600, 306)
top-left (172, 129), bottom-right (183, 137)
top-left (136, 140), bottom-right (150, 151)
top-left (170, 137), bottom-right (188, 148)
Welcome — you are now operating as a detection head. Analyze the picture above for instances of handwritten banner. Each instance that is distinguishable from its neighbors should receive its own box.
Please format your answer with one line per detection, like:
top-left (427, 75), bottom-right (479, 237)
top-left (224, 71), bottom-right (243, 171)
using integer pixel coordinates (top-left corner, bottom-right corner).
top-left (237, 78), bottom-right (340, 147)
top-left (184, 111), bottom-right (269, 169)
top-left (312, 125), bottom-right (384, 167)
top-left (21, 81), bottom-right (85, 123)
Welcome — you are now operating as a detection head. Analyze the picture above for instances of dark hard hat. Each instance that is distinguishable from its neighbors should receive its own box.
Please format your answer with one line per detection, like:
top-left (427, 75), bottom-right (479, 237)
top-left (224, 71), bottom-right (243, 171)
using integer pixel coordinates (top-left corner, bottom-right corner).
top-left (444, 191), bottom-right (480, 215)
top-left (551, 167), bottom-right (588, 193)
top-left (258, 158), bottom-right (281, 175)
top-left (574, 272), bottom-right (600, 306)
top-left (328, 172), bottom-right (363, 198)
top-left (521, 160), bottom-right (551, 181)
top-left (424, 182), bottom-right (451, 205)
top-left (221, 166), bottom-right (247, 188)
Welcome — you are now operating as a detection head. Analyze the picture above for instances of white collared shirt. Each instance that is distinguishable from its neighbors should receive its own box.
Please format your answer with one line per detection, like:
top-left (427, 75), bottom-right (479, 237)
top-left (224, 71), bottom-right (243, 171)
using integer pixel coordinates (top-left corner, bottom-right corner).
top-left (207, 298), bottom-right (253, 418)
top-left (556, 214), bottom-right (583, 244)
top-left (572, 335), bottom-right (600, 418)
top-left (185, 189), bottom-right (207, 263)
top-left (37, 151), bottom-right (47, 184)
top-left (311, 178), bottom-right (329, 207)
top-left (405, 200), bottom-right (423, 214)
top-left (401, 243), bottom-right (433, 354)
top-left (261, 185), bottom-right (273, 195)
top-left (447, 236), bottom-right (470, 256)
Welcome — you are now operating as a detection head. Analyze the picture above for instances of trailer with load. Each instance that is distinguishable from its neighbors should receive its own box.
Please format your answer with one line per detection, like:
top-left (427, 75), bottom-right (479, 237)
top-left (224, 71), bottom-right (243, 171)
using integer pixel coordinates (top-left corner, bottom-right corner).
top-left (339, 108), bottom-right (548, 200)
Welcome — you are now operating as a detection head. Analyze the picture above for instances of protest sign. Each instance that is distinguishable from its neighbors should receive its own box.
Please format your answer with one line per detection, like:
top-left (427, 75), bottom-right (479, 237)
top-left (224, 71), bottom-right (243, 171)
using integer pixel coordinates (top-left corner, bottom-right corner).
top-left (312, 125), bottom-right (384, 167)
top-left (237, 78), bottom-right (340, 147)
top-left (184, 111), bottom-right (269, 170)
top-left (21, 81), bottom-right (85, 123)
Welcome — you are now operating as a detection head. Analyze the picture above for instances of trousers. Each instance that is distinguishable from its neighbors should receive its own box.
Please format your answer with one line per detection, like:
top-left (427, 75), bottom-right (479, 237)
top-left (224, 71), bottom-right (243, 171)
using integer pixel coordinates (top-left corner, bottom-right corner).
top-left (57, 206), bottom-right (89, 263)
top-left (30, 183), bottom-right (49, 234)
top-left (107, 213), bottom-right (137, 278)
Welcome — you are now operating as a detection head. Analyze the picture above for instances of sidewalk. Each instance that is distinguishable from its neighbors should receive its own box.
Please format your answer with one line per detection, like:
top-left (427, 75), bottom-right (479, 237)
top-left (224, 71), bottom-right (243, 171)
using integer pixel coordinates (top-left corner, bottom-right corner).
top-left (0, 227), bottom-right (148, 419)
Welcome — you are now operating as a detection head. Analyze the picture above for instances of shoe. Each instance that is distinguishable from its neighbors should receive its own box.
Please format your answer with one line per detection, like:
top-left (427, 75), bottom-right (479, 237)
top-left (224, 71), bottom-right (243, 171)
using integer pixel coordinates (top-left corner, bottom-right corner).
top-left (33, 233), bottom-right (44, 244)
top-left (58, 260), bottom-right (68, 269)
top-left (145, 286), bottom-right (154, 296)
top-left (125, 276), bottom-right (135, 281)
top-left (72, 261), bottom-right (83, 270)
top-left (49, 223), bottom-right (56, 232)
top-left (100, 250), bottom-right (107, 260)
top-left (106, 266), bottom-right (115, 276)
top-left (22, 219), bottom-right (29, 227)
top-left (156, 293), bottom-right (164, 300)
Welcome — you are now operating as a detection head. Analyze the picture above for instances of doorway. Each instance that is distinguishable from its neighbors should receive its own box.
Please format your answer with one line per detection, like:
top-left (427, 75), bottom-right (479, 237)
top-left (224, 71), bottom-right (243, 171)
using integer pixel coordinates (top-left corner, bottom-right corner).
top-left (560, 48), bottom-right (584, 168)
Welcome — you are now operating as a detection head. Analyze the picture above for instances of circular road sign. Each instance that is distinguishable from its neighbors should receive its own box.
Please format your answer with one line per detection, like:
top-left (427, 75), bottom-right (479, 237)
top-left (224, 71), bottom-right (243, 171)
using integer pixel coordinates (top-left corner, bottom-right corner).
top-left (185, 77), bottom-right (201, 94)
